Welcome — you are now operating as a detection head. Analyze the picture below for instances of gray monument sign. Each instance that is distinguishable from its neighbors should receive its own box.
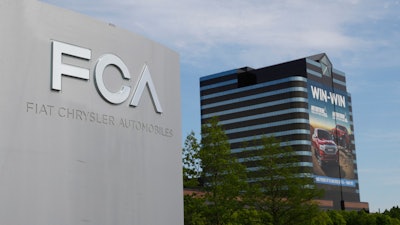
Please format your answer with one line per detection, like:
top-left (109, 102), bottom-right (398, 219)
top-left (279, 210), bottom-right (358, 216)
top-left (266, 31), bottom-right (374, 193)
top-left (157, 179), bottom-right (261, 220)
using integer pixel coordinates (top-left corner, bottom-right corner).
top-left (0, 0), bottom-right (183, 224)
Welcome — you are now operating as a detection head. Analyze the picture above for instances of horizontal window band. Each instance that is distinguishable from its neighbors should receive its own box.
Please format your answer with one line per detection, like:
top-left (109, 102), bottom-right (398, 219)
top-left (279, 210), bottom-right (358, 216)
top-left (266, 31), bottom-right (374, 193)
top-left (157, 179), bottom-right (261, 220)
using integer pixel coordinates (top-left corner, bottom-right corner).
top-left (333, 68), bottom-right (345, 76)
top-left (236, 150), bottom-right (312, 160)
top-left (200, 68), bottom-right (238, 82)
top-left (201, 76), bottom-right (307, 100)
top-left (333, 78), bottom-right (346, 86)
top-left (231, 140), bottom-right (311, 153)
top-left (202, 97), bottom-right (308, 119)
top-left (201, 87), bottom-right (307, 110)
top-left (202, 80), bottom-right (308, 105)
top-left (218, 108), bottom-right (309, 126)
top-left (201, 91), bottom-right (308, 115)
top-left (306, 58), bottom-right (321, 68)
top-left (228, 129), bottom-right (310, 146)
top-left (245, 163), bottom-right (314, 171)
top-left (200, 79), bottom-right (238, 91)
top-left (307, 68), bottom-right (322, 78)
top-left (225, 118), bottom-right (309, 134)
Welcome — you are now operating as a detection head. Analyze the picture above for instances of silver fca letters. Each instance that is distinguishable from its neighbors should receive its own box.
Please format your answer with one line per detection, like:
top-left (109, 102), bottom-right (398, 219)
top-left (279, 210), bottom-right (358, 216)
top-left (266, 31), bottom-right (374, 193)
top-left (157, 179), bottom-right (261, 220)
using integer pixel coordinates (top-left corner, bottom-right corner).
top-left (51, 41), bottom-right (163, 113)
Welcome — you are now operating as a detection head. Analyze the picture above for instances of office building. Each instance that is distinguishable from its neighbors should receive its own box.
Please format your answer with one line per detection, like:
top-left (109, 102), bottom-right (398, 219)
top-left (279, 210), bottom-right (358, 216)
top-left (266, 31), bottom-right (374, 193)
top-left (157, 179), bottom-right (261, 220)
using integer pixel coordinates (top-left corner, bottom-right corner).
top-left (200, 53), bottom-right (368, 210)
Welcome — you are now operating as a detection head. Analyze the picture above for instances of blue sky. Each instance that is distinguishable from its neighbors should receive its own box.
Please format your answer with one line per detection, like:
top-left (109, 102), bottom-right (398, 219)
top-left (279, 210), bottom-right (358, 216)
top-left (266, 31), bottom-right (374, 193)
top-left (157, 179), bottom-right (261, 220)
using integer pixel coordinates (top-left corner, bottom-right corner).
top-left (41, 0), bottom-right (400, 212)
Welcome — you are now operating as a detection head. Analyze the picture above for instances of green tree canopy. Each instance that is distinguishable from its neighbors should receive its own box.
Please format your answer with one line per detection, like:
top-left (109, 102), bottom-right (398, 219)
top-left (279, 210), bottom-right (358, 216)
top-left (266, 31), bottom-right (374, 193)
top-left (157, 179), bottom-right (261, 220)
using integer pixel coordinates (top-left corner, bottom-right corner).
top-left (244, 136), bottom-right (323, 225)
top-left (199, 117), bottom-right (249, 225)
top-left (182, 131), bottom-right (202, 188)
top-left (384, 206), bottom-right (400, 220)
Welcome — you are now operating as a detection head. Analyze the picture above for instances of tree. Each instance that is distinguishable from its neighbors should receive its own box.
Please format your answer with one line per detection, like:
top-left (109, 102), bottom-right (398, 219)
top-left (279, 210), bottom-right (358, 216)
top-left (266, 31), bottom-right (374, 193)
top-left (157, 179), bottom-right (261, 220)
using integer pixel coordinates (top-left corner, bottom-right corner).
top-left (244, 136), bottom-right (323, 225)
top-left (311, 211), bottom-right (333, 225)
top-left (384, 206), bottom-right (400, 220)
top-left (199, 117), bottom-right (248, 225)
top-left (231, 208), bottom-right (272, 225)
top-left (182, 131), bottom-right (207, 225)
top-left (184, 194), bottom-right (207, 225)
top-left (341, 210), bottom-right (375, 225)
top-left (327, 210), bottom-right (346, 225)
top-left (182, 131), bottom-right (202, 187)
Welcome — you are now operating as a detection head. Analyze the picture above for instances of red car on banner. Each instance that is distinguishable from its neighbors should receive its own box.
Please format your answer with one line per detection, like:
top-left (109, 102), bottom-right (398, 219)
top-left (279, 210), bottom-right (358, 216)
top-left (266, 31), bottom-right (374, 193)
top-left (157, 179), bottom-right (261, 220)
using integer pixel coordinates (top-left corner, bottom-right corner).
top-left (312, 128), bottom-right (339, 167)
top-left (331, 124), bottom-right (350, 150)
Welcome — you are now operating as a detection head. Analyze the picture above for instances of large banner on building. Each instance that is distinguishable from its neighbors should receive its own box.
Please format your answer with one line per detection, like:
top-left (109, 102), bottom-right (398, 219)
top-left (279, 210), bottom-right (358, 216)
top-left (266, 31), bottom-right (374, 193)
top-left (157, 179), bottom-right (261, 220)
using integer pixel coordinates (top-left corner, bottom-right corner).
top-left (308, 80), bottom-right (356, 190)
top-left (0, 1), bottom-right (182, 224)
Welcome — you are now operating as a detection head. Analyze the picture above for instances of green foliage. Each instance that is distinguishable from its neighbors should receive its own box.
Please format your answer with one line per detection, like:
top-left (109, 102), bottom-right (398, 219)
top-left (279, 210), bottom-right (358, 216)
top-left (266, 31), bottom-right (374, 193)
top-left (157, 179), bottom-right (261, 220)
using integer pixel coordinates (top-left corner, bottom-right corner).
top-left (230, 208), bottom-right (272, 225)
top-left (244, 136), bottom-right (323, 225)
top-left (341, 210), bottom-right (369, 225)
top-left (390, 218), bottom-right (400, 225)
top-left (182, 131), bottom-right (202, 187)
top-left (311, 211), bottom-right (334, 225)
top-left (199, 117), bottom-right (248, 225)
top-left (375, 213), bottom-right (392, 225)
top-left (384, 206), bottom-right (400, 220)
top-left (184, 194), bottom-right (207, 225)
top-left (337, 210), bottom-right (400, 225)
top-left (382, 206), bottom-right (400, 225)
top-left (327, 210), bottom-right (346, 225)
top-left (311, 210), bottom-right (400, 225)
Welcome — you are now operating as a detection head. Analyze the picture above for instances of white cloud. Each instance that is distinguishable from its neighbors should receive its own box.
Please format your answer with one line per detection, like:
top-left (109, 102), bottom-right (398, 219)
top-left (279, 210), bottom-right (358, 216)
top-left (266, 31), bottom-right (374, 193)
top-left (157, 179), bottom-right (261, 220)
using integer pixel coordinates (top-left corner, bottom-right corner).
top-left (40, 0), bottom-right (399, 68)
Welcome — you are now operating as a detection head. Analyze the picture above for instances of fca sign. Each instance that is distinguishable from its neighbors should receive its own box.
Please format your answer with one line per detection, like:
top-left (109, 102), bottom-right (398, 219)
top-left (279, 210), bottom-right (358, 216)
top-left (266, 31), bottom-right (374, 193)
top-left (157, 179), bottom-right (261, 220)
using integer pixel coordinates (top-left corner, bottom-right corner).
top-left (51, 41), bottom-right (163, 113)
